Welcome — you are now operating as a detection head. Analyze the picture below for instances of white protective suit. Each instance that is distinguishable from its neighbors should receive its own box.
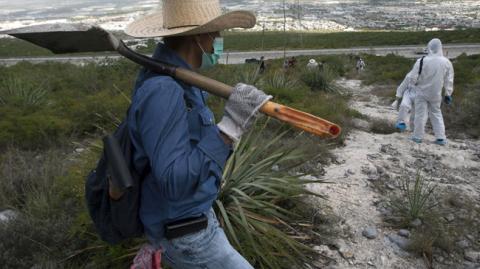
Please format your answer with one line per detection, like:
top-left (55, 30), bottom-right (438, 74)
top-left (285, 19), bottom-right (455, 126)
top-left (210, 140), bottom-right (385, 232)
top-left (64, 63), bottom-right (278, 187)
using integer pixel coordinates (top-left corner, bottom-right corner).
top-left (307, 59), bottom-right (319, 70)
top-left (395, 71), bottom-right (417, 130)
top-left (407, 39), bottom-right (454, 140)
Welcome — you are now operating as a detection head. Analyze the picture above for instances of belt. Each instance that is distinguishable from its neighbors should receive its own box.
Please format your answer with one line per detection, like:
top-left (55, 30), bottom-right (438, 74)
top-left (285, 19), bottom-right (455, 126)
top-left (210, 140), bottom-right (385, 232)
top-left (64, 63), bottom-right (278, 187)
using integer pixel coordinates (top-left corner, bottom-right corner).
top-left (164, 214), bottom-right (208, 240)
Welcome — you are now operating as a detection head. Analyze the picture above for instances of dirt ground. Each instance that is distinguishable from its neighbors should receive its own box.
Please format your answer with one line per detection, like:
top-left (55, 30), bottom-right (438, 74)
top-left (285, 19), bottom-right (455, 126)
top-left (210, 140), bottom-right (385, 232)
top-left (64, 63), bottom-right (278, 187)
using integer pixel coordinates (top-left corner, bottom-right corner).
top-left (308, 79), bottom-right (480, 269)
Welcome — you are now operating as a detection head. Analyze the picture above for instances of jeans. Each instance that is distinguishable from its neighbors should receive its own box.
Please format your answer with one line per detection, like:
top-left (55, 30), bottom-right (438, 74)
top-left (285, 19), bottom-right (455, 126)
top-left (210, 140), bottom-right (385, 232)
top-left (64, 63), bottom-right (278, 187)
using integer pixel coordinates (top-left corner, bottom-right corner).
top-left (158, 208), bottom-right (253, 269)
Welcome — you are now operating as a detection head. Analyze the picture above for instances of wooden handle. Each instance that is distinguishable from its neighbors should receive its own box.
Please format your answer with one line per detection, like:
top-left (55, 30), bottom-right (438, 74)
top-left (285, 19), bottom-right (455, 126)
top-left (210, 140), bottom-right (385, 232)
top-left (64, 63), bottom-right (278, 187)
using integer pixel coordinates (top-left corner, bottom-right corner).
top-left (260, 101), bottom-right (341, 138)
top-left (175, 67), bottom-right (341, 138)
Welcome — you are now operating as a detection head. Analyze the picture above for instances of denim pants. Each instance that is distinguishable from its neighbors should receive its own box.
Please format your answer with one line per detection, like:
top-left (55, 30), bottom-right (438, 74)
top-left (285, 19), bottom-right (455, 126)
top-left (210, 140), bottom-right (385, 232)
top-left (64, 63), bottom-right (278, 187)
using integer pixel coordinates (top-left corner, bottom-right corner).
top-left (158, 208), bottom-right (253, 269)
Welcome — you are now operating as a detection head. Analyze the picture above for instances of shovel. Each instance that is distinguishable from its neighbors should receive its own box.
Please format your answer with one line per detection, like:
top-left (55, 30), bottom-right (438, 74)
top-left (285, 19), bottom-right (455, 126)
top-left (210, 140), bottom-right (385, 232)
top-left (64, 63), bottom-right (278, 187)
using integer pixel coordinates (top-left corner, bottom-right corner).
top-left (2, 23), bottom-right (341, 138)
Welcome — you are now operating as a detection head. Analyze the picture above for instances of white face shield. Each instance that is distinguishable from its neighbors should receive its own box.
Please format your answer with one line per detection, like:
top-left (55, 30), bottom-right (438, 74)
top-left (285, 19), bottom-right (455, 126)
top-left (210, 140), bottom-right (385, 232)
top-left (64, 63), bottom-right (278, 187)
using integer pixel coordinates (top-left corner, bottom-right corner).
top-left (427, 38), bottom-right (443, 57)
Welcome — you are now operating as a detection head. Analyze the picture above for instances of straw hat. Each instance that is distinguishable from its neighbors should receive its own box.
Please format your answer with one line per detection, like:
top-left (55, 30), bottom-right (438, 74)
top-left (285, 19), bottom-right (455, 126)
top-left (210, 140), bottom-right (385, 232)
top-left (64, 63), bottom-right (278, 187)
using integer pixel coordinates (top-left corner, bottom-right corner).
top-left (125, 0), bottom-right (256, 38)
top-left (309, 59), bottom-right (317, 64)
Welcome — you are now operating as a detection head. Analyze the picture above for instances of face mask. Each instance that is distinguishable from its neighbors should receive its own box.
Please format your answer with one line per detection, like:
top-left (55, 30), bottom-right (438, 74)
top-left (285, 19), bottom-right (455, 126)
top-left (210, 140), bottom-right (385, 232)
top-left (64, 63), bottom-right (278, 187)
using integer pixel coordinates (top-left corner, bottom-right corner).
top-left (198, 36), bottom-right (223, 69)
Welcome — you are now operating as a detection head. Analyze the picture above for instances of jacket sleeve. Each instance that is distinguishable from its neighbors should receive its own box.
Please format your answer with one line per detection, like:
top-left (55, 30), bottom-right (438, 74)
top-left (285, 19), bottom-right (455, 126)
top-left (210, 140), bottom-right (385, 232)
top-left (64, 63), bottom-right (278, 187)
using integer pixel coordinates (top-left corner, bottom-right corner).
top-left (396, 60), bottom-right (421, 98)
top-left (444, 60), bottom-right (454, 96)
top-left (134, 79), bottom-right (231, 201)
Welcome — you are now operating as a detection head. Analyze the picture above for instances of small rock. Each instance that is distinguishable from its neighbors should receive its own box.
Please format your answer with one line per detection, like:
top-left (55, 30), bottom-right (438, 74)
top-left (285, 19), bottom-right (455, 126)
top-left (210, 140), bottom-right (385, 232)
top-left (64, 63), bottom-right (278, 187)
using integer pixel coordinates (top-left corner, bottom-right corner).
top-left (388, 234), bottom-right (410, 250)
top-left (379, 207), bottom-right (392, 217)
top-left (398, 229), bottom-right (410, 238)
top-left (465, 234), bottom-right (475, 242)
top-left (0, 210), bottom-right (18, 223)
top-left (385, 183), bottom-right (395, 190)
top-left (352, 118), bottom-right (370, 130)
top-left (459, 144), bottom-right (468, 150)
top-left (444, 213), bottom-right (455, 222)
top-left (375, 165), bottom-right (385, 174)
top-left (75, 148), bottom-right (85, 153)
top-left (410, 218), bottom-right (422, 227)
top-left (347, 169), bottom-right (355, 175)
top-left (434, 255), bottom-right (444, 263)
top-left (271, 164), bottom-right (279, 172)
top-left (456, 239), bottom-right (471, 249)
top-left (464, 250), bottom-right (480, 262)
top-left (299, 175), bottom-right (319, 181)
top-left (367, 153), bottom-right (382, 160)
top-left (334, 239), bottom-right (354, 259)
top-left (362, 227), bottom-right (378, 239)
top-left (313, 245), bottom-right (335, 258)
top-left (387, 157), bottom-right (400, 163)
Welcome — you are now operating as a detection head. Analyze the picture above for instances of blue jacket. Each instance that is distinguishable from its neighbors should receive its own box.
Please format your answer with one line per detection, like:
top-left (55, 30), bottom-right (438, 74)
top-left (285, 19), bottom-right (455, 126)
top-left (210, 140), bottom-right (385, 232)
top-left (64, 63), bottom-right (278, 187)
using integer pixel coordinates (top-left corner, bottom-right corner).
top-left (127, 43), bottom-right (231, 244)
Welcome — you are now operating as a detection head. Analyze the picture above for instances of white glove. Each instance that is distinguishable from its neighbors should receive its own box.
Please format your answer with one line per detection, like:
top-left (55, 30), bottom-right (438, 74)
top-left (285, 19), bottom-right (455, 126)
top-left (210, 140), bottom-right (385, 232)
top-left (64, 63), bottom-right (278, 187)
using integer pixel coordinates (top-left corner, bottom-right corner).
top-left (391, 97), bottom-right (401, 111)
top-left (217, 83), bottom-right (272, 141)
top-left (391, 100), bottom-right (399, 110)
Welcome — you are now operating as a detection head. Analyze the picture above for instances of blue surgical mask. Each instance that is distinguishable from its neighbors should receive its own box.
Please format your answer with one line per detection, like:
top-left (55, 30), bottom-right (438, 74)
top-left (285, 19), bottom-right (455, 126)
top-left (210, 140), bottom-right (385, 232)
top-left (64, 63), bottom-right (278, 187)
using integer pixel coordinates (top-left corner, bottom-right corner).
top-left (198, 36), bottom-right (223, 69)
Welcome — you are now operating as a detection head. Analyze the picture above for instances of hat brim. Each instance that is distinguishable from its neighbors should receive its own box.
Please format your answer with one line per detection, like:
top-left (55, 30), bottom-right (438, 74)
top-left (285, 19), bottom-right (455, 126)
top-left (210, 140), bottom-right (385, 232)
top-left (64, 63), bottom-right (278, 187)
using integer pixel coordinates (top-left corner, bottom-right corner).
top-left (125, 10), bottom-right (256, 38)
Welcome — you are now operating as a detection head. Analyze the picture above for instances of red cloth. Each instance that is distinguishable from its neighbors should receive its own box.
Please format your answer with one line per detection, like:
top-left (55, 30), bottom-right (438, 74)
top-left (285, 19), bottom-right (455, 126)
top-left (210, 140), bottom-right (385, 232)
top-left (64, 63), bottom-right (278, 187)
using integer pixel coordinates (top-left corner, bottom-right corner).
top-left (130, 244), bottom-right (162, 269)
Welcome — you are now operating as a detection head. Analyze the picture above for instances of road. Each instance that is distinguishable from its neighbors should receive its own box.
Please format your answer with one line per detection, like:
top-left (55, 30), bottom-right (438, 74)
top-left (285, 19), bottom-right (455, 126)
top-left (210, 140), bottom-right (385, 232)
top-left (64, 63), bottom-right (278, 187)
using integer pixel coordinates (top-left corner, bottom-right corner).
top-left (1, 44), bottom-right (479, 66)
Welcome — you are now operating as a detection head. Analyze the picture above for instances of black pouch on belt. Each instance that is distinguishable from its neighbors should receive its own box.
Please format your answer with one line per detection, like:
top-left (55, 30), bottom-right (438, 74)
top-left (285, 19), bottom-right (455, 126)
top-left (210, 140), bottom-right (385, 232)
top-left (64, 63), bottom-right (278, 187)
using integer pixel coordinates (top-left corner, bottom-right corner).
top-left (165, 214), bottom-right (208, 240)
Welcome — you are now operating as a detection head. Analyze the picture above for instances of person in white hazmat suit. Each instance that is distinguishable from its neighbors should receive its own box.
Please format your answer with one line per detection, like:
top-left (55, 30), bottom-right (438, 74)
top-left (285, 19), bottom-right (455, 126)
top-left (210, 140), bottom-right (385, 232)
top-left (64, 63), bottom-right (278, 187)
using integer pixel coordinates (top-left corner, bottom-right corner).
top-left (406, 38), bottom-right (454, 145)
top-left (307, 59), bottom-right (319, 70)
top-left (393, 73), bottom-right (417, 132)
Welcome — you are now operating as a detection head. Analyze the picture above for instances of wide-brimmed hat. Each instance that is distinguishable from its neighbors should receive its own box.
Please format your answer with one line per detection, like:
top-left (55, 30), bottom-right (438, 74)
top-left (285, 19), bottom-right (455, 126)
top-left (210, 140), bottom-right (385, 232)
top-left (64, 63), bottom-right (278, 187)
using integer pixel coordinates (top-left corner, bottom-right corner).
top-left (125, 0), bottom-right (256, 38)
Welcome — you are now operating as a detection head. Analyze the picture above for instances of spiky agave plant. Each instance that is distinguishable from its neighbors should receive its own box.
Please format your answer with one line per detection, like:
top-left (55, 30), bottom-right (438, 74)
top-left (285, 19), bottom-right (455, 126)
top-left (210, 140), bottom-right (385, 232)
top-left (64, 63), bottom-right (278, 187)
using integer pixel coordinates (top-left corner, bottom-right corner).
top-left (0, 76), bottom-right (48, 107)
top-left (300, 66), bottom-right (344, 93)
top-left (215, 122), bottom-right (325, 269)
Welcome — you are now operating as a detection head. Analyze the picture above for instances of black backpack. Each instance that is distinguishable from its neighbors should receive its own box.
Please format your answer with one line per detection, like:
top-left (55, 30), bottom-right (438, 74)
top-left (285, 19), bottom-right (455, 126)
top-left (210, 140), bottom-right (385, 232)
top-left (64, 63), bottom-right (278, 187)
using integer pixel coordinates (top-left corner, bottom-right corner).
top-left (85, 114), bottom-right (150, 244)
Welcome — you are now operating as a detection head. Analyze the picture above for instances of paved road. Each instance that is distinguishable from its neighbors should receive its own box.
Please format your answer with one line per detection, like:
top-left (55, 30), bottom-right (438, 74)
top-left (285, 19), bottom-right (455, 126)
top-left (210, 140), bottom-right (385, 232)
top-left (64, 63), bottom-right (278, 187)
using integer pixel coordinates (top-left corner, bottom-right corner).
top-left (1, 44), bottom-right (479, 66)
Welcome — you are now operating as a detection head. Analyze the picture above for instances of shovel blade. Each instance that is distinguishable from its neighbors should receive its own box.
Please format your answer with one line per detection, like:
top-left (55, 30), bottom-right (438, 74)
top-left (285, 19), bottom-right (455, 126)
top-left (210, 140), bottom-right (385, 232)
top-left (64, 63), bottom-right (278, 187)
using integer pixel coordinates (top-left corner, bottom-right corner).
top-left (1, 23), bottom-right (117, 54)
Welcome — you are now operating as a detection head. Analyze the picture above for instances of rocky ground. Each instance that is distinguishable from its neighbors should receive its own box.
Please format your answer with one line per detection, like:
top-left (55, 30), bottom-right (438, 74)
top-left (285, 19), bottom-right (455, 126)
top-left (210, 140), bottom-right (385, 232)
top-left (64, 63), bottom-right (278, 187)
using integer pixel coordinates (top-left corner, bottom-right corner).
top-left (308, 79), bottom-right (480, 269)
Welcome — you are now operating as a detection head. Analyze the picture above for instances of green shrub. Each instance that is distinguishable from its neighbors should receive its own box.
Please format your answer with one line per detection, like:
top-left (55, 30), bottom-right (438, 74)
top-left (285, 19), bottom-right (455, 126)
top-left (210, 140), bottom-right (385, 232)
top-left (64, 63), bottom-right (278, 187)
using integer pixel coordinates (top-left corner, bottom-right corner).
top-left (0, 75), bottom-right (48, 107)
top-left (0, 148), bottom-right (89, 268)
top-left (216, 123), bottom-right (325, 268)
top-left (390, 171), bottom-right (438, 224)
top-left (369, 118), bottom-right (397, 134)
top-left (261, 70), bottom-right (299, 90)
top-left (300, 66), bottom-right (341, 92)
top-left (235, 65), bottom-right (262, 86)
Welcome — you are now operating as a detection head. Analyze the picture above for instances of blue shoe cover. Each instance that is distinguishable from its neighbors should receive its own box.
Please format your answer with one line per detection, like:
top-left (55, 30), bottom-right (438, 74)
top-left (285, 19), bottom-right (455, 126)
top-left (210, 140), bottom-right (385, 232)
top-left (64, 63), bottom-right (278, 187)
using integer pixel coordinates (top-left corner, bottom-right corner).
top-left (395, 122), bottom-right (406, 132)
top-left (410, 137), bottom-right (422, 144)
top-left (435, 139), bottom-right (447, 145)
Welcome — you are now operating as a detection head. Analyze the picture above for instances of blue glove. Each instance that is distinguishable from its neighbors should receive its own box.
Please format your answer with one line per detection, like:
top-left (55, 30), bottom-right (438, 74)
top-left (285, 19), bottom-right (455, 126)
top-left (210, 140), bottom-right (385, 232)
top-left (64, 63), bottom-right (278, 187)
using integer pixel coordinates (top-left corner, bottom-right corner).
top-left (444, 95), bottom-right (452, 105)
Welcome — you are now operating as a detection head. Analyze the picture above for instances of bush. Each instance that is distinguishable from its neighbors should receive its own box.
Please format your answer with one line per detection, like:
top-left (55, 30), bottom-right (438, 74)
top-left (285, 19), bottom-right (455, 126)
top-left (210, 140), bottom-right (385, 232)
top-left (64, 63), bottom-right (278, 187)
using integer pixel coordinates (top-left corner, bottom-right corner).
top-left (0, 61), bottom-right (136, 149)
top-left (261, 70), bottom-right (299, 90)
top-left (216, 123), bottom-right (326, 268)
top-left (0, 76), bottom-right (48, 107)
top-left (0, 148), bottom-right (89, 268)
top-left (300, 66), bottom-right (342, 92)
top-left (369, 118), bottom-right (397, 134)
top-left (389, 171), bottom-right (438, 224)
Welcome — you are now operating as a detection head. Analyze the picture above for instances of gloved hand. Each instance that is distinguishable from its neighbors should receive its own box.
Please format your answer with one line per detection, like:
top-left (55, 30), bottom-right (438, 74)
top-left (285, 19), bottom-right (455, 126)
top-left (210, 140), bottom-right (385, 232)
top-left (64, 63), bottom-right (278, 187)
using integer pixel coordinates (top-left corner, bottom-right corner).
top-left (391, 97), bottom-right (401, 111)
top-left (217, 83), bottom-right (272, 141)
top-left (444, 95), bottom-right (452, 105)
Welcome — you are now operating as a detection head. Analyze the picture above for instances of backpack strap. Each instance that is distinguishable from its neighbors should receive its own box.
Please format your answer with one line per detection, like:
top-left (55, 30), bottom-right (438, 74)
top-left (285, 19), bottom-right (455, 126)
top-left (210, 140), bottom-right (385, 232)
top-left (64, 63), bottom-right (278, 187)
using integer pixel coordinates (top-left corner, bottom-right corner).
top-left (418, 56), bottom-right (425, 76)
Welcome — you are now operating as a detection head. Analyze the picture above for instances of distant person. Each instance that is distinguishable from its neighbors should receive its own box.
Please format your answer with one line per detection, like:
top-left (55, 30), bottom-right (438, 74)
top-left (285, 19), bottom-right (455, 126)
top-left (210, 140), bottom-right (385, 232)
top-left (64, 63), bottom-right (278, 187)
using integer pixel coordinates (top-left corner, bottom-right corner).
top-left (288, 56), bottom-right (297, 68)
top-left (283, 59), bottom-right (289, 70)
top-left (356, 58), bottom-right (365, 72)
top-left (306, 58), bottom-right (319, 70)
top-left (408, 38), bottom-right (454, 145)
top-left (319, 60), bottom-right (325, 71)
top-left (259, 56), bottom-right (266, 74)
